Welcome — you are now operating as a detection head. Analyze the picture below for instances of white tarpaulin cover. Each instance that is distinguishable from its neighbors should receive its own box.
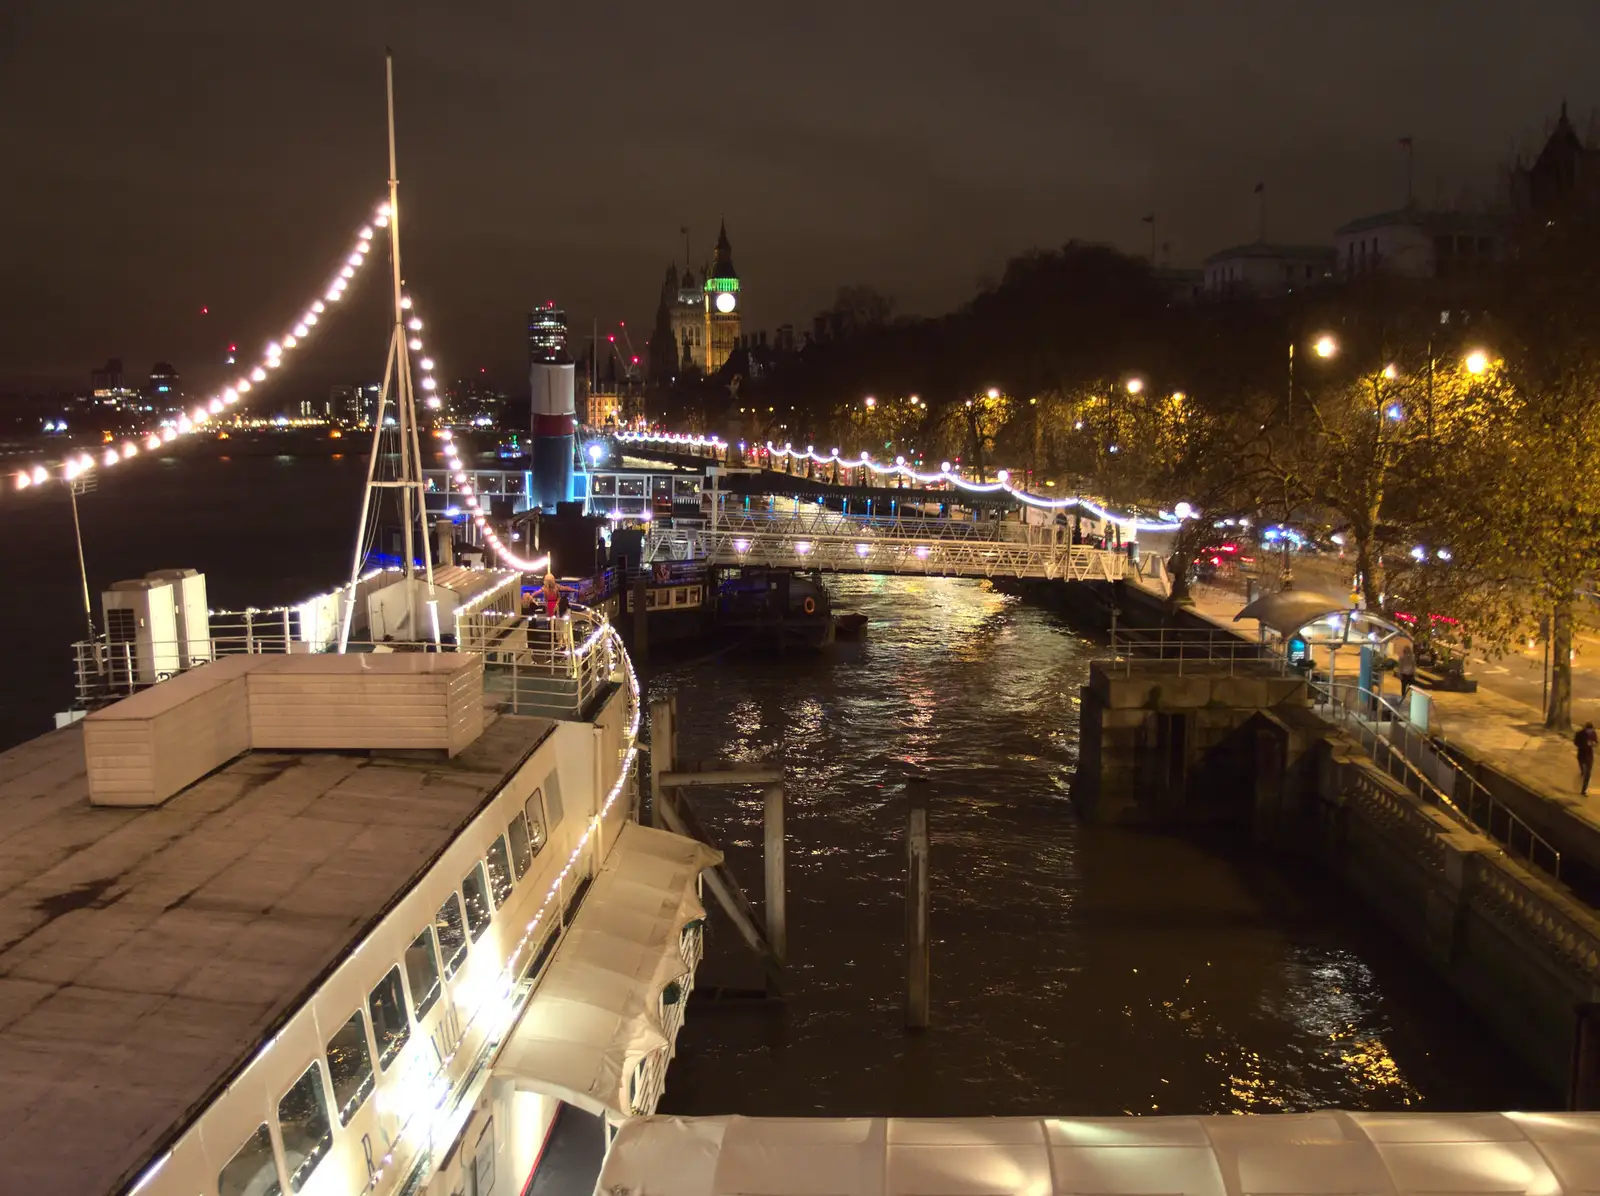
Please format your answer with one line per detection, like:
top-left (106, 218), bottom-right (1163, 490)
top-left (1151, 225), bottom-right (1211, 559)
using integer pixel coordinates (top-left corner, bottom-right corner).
top-left (595, 1111), bottom-right (1600, 1196)
top-left (495, 822), bottom-right (720, 1120)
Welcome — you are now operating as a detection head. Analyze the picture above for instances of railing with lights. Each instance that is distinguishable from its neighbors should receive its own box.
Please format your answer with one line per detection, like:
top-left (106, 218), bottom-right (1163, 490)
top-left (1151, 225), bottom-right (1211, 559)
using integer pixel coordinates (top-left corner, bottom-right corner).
top-left (647, 507), bottom-right (1129, 582)
top-left (617, 431), bottom-right (1190, 532)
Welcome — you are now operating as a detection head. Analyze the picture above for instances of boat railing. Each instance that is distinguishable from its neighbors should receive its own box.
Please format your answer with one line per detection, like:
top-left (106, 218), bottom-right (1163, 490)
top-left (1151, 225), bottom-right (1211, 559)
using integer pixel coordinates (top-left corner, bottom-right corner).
top-left (68, 604), bottom-right (627, 722)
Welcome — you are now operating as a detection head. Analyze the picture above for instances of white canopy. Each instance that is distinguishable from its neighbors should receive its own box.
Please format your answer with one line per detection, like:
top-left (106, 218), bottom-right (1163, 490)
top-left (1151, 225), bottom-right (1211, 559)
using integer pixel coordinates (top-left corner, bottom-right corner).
top-left (596, 1111), bottom-right (1600, 1196)
top-left (494, 822), bottom-right (720, 1120)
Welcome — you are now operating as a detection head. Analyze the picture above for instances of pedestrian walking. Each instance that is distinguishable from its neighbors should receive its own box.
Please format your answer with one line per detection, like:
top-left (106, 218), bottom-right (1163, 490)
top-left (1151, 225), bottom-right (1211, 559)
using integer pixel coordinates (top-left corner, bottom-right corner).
top-left (1578, 723), bottom-right (1598, 795)
top-left (1397, 641), bottom-right (1417, 699)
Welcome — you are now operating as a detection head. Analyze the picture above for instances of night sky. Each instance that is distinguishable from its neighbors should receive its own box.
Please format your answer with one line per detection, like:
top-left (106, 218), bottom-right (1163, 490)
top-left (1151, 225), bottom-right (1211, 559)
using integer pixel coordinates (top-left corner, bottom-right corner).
top-left (2, 2), bottom-right (1596, 394)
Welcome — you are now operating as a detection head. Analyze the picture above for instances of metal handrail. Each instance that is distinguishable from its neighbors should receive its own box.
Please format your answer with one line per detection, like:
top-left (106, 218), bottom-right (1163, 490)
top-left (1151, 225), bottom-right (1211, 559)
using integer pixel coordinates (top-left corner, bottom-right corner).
top-left (1107, 627), bottom-right (1286, 677)
top-left (1312, 678), bottom-right (1563, 881)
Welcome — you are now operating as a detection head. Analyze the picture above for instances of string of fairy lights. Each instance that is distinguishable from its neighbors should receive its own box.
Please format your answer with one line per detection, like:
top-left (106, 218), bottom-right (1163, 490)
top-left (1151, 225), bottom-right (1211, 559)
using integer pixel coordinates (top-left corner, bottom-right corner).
top-left (14, 198), bottom-right (397, 492)
top-left (409, 287), bottom-right (552, 573)
top-left (616, 430), bottom-right (1189, 532)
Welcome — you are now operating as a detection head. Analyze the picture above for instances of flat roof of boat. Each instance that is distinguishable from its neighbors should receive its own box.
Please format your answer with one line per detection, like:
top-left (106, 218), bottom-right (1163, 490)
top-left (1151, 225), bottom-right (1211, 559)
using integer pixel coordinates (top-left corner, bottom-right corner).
top-left (0, 712), bottom-right (555, 1196)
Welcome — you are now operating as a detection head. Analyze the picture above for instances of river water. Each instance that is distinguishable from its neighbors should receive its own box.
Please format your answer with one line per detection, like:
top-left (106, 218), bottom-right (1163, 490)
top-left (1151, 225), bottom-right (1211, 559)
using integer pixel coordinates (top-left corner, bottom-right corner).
top-left (3, 453), bottom-right (1555, 1116)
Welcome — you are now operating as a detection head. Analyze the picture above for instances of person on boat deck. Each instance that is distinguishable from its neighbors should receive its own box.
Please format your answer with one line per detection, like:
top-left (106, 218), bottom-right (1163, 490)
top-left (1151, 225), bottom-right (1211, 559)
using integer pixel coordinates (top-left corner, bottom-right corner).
top-left (542, 572), bottom-right (561, 619)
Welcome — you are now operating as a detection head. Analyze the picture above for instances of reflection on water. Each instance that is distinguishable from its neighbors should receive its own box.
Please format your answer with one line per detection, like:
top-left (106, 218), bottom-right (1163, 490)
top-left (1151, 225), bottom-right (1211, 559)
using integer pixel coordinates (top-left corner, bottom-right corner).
top-left (654, 576), bottom-right (1553, 1116)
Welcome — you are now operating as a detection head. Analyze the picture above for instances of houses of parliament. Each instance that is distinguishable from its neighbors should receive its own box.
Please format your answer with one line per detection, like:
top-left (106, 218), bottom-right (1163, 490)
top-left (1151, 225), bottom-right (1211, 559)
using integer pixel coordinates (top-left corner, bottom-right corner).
top-left (650, 220), bottom-right (742, 379)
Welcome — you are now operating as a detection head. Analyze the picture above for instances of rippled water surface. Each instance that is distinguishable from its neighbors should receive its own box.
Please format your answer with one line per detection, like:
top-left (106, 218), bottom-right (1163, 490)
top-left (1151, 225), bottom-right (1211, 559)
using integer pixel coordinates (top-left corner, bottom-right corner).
top-left (654, 576), bottom-right (1553, 1116)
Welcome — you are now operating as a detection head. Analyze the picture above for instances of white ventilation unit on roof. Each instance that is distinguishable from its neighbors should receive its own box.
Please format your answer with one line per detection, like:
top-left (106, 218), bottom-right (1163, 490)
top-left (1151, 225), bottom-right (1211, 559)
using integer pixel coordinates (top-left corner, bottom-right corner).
top-left (145, 568), bottom-right (211, 668)
top-left (101, 578), bottom-right (179, 687)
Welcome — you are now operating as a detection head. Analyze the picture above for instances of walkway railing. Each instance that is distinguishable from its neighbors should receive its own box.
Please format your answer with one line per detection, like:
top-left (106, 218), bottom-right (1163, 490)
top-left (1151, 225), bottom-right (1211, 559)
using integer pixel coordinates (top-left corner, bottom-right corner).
top-left (648, 509), bottom-right (1128, 582)
top-left (1312, 679), bottom-right (1563, 881)
top-left (1107, 627), bottom-right (1285, 677)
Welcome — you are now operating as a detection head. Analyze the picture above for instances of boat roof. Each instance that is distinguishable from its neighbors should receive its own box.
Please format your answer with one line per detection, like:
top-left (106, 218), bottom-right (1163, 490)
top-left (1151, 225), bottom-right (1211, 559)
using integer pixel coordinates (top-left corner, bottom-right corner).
top-left (0, 713), bottom-right (554, 1196)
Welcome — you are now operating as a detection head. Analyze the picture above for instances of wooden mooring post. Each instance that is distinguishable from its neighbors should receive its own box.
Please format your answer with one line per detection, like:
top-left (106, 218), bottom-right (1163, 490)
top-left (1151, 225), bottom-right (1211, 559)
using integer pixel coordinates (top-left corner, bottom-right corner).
top-left (905, 776), bottom-right (931, 1032)
top-left (649, 693), bottom-right (788, 994)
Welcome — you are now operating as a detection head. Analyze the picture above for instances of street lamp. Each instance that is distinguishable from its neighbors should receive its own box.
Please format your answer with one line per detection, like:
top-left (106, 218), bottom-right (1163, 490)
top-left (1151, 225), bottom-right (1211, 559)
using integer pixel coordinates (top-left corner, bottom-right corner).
top-left (1464, 350), bottom-right (1490, 375)
top-left (864, 395), bottom-right (876, 408)
top-left (986, 387), bottom-right (1000, 400)
top-left (1314, 334), bottom-right (1339, 358)
top-left (1125, 377), bottom-right (1145, 394)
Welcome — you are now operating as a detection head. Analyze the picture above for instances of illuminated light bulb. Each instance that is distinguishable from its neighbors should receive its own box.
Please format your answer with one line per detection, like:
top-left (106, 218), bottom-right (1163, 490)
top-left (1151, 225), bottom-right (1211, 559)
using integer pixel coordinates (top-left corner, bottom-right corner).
top-left (251, 367), bottom-right (267, 381)
top-left (223, 388), bottom-right (237, 403)
top-left (400, 296), bottom-right (413, 310)
top-left (266, 342), bottom-right (282, 357)
top-left (409, 338), bottom-right (422, 350)
top-left (915, 545), bottom-right (931, 559)
top-left (940, 461), bottom-right (951, 472)
top-left (177, 417), bottom-right (193, 433)
top-left (283, 336), bottom-right (297, 349)
top-left (122, 443), bottom-right (137, 459)
top-left (426, 397), bottom-right (442, 409)
top-left (421, 377), bottom-right (437, 390)
top-left (856, 543), bottom-right (870, 557)
top-left (794, 541), bottom-right (812, 555)
top-left (145, 435), bottom-right (161, 450)
top-left (420, 357), bottom-right (434, 370)
top-left (455, 471), bottom-right (467, 484)
top-left (209, 398), bottom-right (223, 414)
top-left (378, 203), bottom-right (392, 217)
top-left (304, 313), bottom-right (318, 326)
top-left (14, 472), bottom-right (29, 490)
top-left (1174, 501), bottom-right (1195, 520)
top-left (408, 317), bottom-right (423, 331)
top-left (374, 215), bottom-right (389, 228)
top-left (895, 455), bottom-right (905, 466)
top-left (359, 226), bottom-right (373, 240)
top-left (267, 357), bottom-right (281, 369)
top-left (356, 242), bottom-right (370, 255)
top-left (340, 266), bottom-right (355, 280)
top-left (860, 451), bottom-right (870, 461)
top-left (734, 539), bottom-right (750, 553)
top-left (325, 290), bottom-right (341, 302)
top-left (311, 300), bottom-right (325, 314)
top-left (237, 379), bottom-right (252, 393)
top-left (347, 253), bottom-right (362, 267)
top-left (63, 460), bottom-right (81, 481)
top-left (103, 449), bottom-right (118, 467)
top-left (293, 324), bottom-right (308, 338)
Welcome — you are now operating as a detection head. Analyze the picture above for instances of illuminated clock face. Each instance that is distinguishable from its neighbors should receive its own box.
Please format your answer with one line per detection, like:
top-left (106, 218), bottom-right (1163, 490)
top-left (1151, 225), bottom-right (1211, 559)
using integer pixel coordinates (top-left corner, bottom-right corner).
top-left (715, 291), bottom-right (737, 314)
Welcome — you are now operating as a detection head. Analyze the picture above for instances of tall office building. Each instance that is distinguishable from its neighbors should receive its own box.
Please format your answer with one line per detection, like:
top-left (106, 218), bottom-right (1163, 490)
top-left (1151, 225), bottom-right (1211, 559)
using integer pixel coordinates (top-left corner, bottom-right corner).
top-left (528, 303), bottom-right (575, 513)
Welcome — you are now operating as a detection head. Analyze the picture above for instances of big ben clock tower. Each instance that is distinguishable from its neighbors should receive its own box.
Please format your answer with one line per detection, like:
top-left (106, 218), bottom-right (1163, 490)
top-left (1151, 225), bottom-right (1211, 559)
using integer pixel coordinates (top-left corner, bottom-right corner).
top-left (703, 219), bottom-right (740, 373)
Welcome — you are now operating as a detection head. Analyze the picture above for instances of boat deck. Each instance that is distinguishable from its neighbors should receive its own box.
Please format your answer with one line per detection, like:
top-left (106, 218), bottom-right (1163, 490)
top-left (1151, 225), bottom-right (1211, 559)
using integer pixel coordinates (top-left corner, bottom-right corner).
top-left (0, 713), bottom-right (554, 1195)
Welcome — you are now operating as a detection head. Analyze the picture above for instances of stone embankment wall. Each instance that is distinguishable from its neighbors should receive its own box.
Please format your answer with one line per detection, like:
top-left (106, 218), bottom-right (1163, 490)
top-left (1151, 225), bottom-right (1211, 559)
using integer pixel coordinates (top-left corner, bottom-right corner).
top-left (1074, 658), bottom-right (1600, 1097)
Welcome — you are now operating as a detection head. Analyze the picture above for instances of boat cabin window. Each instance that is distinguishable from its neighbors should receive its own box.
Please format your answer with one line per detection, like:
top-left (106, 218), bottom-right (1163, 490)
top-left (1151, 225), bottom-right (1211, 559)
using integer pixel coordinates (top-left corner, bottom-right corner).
top-left (542, 772), bottom-right (564, 828)
top-left (485, 836), bottom-right (515, 907)
top-left (524, 792), bottom-right (548, 853)
top-left (435, 892), bottom-right (469, 976)
top-left (324, 1009), bottom-right (374, 1125)
top-left (462, 862), bottom-right (492, 940)
top-left (405, 927), bottom-right (442, 1019)
top-left (218, 1123), bottom-right (281, 1196)
top-left (506, 812), bottom-right (534, 879)
top-left (368, 966), bottom-right (411, 1070)
top-left (277, 1061), bottom-right (333, 1192)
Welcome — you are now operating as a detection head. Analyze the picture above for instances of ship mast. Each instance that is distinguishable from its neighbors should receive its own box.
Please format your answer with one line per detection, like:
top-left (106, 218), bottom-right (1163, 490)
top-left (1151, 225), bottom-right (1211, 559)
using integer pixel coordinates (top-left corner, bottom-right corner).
top-left (339, 49), bottom-right (437, 651)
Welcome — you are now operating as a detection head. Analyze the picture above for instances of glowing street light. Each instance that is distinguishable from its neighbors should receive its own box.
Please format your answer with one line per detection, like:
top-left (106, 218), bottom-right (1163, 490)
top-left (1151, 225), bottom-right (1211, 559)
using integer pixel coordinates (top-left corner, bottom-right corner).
top-left (1465, 349), bottom-right (1490, 375)
top-left (1125, 377), bottom-right (1144, 394)
top-left (986, 387), bottom-right (1001, 400)
top-left (1382, 363), bottom-right (1398, 380)
top-left (864, 395), bottom-right (877, 409)
top-left (1313, 335), bottom-right (1339, 358)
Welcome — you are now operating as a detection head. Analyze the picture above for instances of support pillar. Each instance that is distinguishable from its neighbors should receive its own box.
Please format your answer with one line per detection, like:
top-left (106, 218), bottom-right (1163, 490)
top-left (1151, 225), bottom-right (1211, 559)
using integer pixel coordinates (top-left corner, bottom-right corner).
top-left (632, 573), bottom-right (649, 663)
top-left (905, 777), bottom-right (930, 1032)
top-left (763, 784), bottom-right (787, 965)
top-left (649, 695), bottom-right (675, 829)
